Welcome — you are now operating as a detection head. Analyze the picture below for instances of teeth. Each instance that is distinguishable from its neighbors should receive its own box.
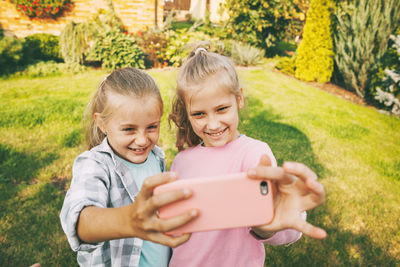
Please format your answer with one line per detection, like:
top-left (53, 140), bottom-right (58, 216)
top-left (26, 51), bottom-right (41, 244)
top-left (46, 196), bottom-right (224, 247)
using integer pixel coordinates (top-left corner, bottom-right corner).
top-left (130, 148), bottom-right (145, 151)
top-left (208, 130), bottom-right (225, 136)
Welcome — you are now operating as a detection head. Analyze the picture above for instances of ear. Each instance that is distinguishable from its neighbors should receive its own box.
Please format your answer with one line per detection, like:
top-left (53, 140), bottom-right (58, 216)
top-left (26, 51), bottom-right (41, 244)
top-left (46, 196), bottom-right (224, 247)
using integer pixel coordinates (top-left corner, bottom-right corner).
top-left (237, 88), bottom-right (244, 109)
top-left (94, 113), bottom-right (106, 133)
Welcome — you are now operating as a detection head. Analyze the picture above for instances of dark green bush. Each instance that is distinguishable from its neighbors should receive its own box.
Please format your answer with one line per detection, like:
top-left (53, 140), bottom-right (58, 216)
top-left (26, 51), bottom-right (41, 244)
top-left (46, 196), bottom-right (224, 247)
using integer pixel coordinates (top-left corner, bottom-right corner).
top-left (85, 29), bottom-right (145, 69)
top-left (223, 0), bottom-right (305, 56)
top-left (22, 33), bottom-right (62, 64)
top-left (0, 36), bottom-right (24, 75)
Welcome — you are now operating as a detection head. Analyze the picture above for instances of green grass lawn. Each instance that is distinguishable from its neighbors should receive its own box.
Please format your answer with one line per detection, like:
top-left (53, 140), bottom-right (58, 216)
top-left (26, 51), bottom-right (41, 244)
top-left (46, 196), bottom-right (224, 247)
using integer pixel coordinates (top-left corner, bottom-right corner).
top-left (0, 66), bottom-right (399, 266)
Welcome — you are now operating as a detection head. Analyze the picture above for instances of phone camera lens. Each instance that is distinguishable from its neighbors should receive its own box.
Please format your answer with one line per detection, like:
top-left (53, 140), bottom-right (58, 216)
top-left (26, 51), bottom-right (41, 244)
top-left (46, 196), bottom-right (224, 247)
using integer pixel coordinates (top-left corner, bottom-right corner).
top-left (260, 181), bottom-right (268, 195)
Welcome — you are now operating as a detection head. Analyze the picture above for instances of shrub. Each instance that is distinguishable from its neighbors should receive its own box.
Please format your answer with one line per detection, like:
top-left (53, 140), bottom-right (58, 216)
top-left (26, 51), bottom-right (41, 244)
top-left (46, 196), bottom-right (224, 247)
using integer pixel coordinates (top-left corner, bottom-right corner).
top-left (295, 0), bottom-right (334, 83)
top-left (59, 21), bottom-right (100, 64)
top-left (12, 0), bottom-right (72, 19)
top-left (230, 41), bottom-right (265, 66)
top-left (22, 33), bottom-right (62, 64)
top-left (85, 28), bottom-right (145, 69)
top-left (223, 0), bottom-right (306, 55)
top-left (275, 56), bottom-right (296, 76)
top-left (14, 61), bottom-right (87, 78)
top-left (163, 28), bottom-right (223, 67)
top-left (59, 4), bottom-right (121, 65)
top-left (374, 34), bottom-right (400, 115)
top-left (135, 28), bottom-right (168, 68)
top-left (333, 0), bottom-right (400, 98)
top-left (0, 36), bottom-right (24, 75)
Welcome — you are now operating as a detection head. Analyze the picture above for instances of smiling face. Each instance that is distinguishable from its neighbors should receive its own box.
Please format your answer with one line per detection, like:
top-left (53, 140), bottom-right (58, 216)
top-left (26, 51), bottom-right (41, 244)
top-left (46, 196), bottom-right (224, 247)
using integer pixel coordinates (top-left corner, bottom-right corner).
top-left (185, 77), bottom-right (244, 147)
top-left (95, 94), bottom-right (162, 164)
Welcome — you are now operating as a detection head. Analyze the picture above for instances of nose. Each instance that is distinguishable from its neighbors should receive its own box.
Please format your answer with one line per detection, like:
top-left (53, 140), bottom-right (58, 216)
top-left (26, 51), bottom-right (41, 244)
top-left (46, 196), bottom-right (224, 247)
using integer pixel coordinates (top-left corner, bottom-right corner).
top-left (207, 114), bottom-right (220, 131)
top-left (135, 131), bottom-right (148, 146)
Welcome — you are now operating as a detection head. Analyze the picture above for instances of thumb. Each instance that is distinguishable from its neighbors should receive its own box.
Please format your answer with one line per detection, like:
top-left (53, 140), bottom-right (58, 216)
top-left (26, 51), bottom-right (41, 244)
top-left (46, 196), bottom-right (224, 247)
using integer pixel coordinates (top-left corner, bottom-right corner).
top-left (258, 154), bottom-right (272, 167)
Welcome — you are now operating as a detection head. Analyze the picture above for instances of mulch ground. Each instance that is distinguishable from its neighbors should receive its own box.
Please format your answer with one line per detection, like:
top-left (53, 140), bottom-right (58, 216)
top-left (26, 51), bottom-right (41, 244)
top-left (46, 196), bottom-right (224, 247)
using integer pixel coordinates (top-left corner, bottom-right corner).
top-left (309, 81), bottom-right (367, 106)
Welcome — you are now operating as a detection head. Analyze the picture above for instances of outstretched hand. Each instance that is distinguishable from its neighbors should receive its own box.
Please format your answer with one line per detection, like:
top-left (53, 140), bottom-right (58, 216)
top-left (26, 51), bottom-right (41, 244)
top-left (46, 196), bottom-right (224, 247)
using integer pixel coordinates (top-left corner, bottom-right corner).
top-left (247, 155), bottom-right (327, 240)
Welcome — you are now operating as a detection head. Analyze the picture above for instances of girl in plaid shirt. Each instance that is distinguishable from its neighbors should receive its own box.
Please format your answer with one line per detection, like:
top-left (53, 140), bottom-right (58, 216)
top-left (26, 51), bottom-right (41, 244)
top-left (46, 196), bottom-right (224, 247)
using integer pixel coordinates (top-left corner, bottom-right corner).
top-left (60, 67), bottom-right (198, 267)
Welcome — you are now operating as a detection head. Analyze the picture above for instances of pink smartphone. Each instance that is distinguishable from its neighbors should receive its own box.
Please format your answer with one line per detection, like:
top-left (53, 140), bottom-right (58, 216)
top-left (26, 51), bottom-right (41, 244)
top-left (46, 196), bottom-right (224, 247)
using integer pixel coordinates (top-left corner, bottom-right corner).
top-left (153, 172), bottom-right (274, 235)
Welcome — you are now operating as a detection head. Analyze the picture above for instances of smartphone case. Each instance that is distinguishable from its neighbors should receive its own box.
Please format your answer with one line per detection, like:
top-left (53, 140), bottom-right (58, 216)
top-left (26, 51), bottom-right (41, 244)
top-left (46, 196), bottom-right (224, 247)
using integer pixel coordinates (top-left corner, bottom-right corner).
top-left (153, 172), bottom-right (274, 235)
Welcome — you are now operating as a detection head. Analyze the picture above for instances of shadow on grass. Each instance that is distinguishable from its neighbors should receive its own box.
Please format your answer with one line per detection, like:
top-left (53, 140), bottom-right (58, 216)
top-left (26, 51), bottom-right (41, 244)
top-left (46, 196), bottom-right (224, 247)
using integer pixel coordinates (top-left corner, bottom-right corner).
top-left (240, 96), bottom-right (325, 176)
top-left (0, 144), bottom-right (58, 183)
top-left (241, 97), bottom-right (398, 266)
top-left (264, 205), bottom-right (398, 266)
top-left (0, 182), bottom-right (76, 266)
top-left (0, 143), bottom-right (58, 205)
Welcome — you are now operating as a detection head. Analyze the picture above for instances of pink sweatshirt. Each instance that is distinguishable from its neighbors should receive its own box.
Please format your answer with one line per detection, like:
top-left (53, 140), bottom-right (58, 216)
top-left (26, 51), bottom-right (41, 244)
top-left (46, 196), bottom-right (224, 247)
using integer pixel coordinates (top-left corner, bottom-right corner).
top-left (169, 135), bottom-right (302, 267)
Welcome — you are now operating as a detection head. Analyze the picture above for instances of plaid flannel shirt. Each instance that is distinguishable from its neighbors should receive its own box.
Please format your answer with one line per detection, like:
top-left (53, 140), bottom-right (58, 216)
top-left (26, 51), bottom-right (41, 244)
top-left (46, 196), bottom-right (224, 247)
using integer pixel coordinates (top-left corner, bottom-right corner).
top-left (60, 138), bottom-right (166, 267)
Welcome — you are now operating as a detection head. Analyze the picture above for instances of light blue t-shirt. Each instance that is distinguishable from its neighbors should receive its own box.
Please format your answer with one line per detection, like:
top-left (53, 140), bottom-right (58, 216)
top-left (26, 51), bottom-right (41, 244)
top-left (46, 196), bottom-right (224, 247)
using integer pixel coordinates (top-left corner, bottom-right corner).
top-left (116, 151), bottom-right (170, 267)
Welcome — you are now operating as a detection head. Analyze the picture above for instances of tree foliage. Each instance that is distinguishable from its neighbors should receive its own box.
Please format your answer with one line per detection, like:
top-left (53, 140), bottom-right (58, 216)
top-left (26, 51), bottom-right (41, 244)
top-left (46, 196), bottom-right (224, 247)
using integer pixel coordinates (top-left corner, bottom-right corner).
top-left (223, 0), bottom-right (307, 55)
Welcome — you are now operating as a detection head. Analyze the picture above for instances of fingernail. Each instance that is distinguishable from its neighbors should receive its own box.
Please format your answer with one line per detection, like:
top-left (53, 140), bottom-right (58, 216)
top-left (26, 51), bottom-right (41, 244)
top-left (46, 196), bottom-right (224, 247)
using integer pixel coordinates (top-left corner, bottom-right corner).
top-left (191, 210), bottom-right (198, 216)
top-left (183, 188), bottom-right (191, 197)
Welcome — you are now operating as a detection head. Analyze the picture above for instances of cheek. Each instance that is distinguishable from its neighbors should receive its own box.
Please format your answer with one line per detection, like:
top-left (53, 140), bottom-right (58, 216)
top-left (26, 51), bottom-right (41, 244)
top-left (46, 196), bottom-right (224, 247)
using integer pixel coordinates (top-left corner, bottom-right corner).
top-left (150, 129), bottom-right (161, 142)
top-left (189, 118), bottom-right (205, 133)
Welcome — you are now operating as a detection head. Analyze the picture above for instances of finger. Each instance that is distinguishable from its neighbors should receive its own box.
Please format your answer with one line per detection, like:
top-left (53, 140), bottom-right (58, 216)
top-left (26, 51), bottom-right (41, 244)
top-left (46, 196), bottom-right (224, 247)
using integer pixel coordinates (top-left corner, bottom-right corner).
top-left (164, 233), bottom-right (192, 248)
top-left (258, 154), bottom-right (272, 167)
top-left (293, 219), bottom-right (327, 239)
top-left (300, 193), bottom-right (326, 211)
top-left (292, 174), bottom-right (325, 201)
top-left (305, 178), bottom-right (326, 199)
top-left (141, 172), bottom-right (178, 198)
top-left (161, 209), bottom-right (198, 232)
top-left (151, 188), bottom-right (192, 210)
top-left (247, 166), bottom-right (286, 180)
top-left (283, 162), bottom-right (318, 181)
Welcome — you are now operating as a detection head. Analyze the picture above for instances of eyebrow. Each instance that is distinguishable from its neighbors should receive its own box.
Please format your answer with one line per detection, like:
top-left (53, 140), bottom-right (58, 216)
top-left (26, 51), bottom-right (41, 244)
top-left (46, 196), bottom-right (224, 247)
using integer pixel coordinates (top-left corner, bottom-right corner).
top-left (120, 120), bottom-right (161, 127)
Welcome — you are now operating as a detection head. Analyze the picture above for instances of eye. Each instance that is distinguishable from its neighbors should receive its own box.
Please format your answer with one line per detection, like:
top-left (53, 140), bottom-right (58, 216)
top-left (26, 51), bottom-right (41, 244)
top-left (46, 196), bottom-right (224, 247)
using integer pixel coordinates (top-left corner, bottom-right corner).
top-left (122, 127), bottom-right (135, 132)
top-left (147, 124), bottom-right (159, 131)
top-left (191, 112), bottom-right (205, 118)
top-left (217, 106), bottom-right (229, 112)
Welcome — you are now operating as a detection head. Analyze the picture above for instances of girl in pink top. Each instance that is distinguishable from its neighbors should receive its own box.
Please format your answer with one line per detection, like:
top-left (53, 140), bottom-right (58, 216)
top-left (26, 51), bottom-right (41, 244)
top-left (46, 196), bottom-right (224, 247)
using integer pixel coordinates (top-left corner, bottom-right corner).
top-left (168, 46), bottom-right (327, 266)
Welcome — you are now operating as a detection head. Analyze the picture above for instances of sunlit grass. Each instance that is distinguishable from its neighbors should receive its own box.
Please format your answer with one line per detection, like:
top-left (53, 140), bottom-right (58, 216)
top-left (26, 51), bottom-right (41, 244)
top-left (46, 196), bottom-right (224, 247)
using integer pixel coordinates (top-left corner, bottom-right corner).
top-left (0, 67), bottom-right (399, 266)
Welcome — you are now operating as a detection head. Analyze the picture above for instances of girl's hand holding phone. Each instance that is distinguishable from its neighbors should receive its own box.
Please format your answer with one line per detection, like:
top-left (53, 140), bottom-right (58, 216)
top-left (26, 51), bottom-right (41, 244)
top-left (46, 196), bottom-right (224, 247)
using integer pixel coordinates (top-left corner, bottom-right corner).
top-left (247, 155), bottom-right (327, 240)
top-left (127, 172), bottom-right (198, 247)
top-left (77, 172), bottom-right (198, 248)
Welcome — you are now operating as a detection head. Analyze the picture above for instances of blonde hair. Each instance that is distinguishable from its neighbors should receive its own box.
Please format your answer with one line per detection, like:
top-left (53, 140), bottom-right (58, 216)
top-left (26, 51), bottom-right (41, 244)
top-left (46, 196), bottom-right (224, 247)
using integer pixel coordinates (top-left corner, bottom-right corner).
top-left (85, 67), bottom-right (163, 149)
top-left (169, 46), bottom-right (241, 150)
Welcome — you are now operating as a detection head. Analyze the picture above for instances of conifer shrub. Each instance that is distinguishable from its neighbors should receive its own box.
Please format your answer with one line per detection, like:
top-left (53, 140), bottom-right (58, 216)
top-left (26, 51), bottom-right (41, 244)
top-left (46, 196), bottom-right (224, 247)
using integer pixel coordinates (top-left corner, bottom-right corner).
top-left (295, 0), bottom-right (334, 83)
top-left (333, 0), bottom-right (400, 99)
